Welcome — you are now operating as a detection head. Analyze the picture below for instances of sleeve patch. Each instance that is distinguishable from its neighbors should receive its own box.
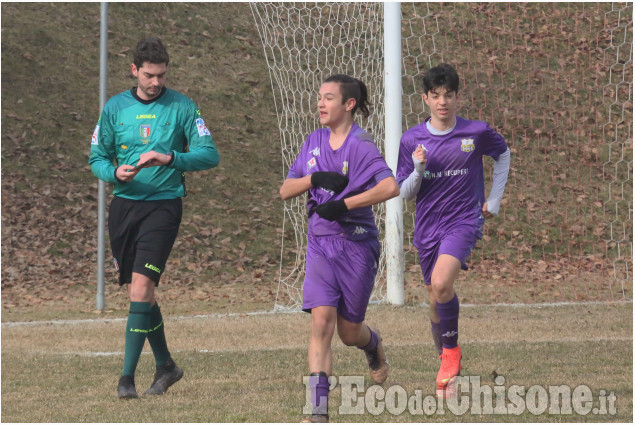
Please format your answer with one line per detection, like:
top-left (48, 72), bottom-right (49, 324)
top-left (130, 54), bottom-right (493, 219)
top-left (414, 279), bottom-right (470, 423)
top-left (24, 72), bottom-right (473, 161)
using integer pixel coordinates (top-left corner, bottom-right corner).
top-left (196, 118), bottom-right (211, 137)
top-left (91, 125), bottom-right (100, 145)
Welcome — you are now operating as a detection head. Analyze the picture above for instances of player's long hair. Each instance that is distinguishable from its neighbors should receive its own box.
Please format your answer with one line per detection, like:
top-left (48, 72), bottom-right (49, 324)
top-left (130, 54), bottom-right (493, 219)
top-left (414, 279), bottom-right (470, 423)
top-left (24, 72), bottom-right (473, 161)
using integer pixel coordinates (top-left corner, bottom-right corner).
top-left (324, 74), bottom-right (371, 118)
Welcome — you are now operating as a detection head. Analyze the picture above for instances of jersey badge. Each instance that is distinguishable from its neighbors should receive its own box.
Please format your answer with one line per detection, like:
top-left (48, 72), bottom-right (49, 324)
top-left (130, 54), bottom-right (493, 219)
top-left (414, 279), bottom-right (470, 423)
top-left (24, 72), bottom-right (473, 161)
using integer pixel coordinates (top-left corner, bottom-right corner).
top-left (307, 157), bottom-right (317, 170)
top-left (91, 125), bottom-right (99, 145)
top-left (460, 138), bottom-right (475, 152)
top-left (342, 161), bottom-right (349, 175)
top-left (311, 147), bottom-right (320, 157)
top-left (196, 118), bottom-right (211, 137)
top-left (140, 125), bottom-right (151, 144)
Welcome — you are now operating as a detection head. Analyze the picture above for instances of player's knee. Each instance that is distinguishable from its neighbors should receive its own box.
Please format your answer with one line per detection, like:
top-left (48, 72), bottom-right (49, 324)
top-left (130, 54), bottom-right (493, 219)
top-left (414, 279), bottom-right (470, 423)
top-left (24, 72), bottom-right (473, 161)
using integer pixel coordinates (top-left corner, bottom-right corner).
top-left (430, 280), bottom-right (453, 302)
top-left (337, 322), bottom-right (364, 346)
top-left (129, 274), bottom-right (156, 302)
top-left (311, 317), bottom-right (335, 340)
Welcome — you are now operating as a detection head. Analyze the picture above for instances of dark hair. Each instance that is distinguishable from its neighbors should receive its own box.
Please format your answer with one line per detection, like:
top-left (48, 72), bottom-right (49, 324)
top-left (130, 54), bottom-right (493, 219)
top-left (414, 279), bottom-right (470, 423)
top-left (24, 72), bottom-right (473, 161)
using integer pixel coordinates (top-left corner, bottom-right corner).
top-left (133, 36), bottom-right (170, 69)
top-left (324, 74), bottom-right (371, 118)
top-left (422, 63), bottom-right (459, 95)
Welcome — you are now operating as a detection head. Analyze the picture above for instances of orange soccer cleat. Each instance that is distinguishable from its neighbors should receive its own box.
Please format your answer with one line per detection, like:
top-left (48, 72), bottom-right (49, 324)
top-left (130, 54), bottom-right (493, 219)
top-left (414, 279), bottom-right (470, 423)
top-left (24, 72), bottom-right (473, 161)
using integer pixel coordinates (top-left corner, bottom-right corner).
top-left (436, 345), bottom-right (462, 399)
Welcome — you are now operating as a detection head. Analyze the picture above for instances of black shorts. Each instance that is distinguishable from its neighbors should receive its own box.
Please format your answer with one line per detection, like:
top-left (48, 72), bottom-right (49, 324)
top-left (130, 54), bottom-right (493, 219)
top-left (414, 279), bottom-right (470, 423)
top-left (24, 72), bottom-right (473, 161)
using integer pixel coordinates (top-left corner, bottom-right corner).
top-left (108, 196), bottom-right (182, 286)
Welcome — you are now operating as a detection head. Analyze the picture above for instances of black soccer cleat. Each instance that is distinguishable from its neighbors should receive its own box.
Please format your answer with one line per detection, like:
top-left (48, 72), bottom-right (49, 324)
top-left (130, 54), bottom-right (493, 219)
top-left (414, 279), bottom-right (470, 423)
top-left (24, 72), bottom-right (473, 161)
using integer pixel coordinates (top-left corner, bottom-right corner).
top-left (144, 358), bottom-right (184, 395)
top-left (117, 375), bottom-right (139, 399)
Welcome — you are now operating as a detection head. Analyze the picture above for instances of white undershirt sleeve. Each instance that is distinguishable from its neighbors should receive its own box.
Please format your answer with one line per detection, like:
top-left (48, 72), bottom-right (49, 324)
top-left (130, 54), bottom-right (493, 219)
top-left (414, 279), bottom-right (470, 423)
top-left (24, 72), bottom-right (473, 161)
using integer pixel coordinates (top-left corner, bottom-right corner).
top-left (486, 147), bottom-right (511, 215)
top-left (400, 169), bottom-right (423, 201)
top-left (400, 152), bottom-right (426, 201)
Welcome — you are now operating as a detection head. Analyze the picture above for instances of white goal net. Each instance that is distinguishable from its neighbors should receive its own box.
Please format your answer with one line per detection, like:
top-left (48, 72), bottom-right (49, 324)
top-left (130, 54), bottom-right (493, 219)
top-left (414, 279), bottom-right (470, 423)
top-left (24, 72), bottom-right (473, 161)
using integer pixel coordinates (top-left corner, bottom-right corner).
top-left (252, 2), bottom-right (632, 309)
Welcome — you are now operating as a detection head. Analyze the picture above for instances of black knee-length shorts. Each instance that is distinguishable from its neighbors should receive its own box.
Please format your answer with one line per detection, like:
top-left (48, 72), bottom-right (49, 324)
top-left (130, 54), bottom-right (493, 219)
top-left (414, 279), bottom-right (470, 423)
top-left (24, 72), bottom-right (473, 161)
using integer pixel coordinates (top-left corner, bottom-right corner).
top-left (108, 196), bottom-right (182, 286)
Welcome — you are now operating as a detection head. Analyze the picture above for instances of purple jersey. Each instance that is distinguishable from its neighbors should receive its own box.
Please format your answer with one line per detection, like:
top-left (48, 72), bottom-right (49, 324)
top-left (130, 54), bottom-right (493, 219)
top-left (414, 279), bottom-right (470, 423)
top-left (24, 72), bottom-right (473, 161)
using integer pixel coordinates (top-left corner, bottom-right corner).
top-left (288, 123), bottom-right (394, 240)
top-left (396, 116), bottom-right (508, 250)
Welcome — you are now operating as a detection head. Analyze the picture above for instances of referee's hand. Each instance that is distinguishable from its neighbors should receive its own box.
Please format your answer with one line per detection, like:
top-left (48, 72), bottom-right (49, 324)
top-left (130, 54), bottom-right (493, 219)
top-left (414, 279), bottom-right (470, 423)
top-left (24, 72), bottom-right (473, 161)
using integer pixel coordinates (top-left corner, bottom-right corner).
top-left (116, 165), bottom-right (140, 182)
top-left (138, 150), bottom-right (173, 168)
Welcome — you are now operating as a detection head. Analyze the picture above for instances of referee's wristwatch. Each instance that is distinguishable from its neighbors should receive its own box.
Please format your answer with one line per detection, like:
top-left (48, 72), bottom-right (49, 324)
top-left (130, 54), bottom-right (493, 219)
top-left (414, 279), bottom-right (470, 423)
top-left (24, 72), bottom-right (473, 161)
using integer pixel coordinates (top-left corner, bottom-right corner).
top-left (167, 151), bottom-right (175, 166)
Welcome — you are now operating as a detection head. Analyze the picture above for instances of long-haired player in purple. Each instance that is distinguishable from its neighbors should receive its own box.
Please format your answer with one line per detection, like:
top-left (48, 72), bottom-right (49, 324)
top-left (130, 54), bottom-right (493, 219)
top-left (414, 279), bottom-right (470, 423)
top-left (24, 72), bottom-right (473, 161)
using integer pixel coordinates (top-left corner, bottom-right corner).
top-left (396, 63), bottom-right (510, 398)
top-left (280, 75), bottom-right (400, 423)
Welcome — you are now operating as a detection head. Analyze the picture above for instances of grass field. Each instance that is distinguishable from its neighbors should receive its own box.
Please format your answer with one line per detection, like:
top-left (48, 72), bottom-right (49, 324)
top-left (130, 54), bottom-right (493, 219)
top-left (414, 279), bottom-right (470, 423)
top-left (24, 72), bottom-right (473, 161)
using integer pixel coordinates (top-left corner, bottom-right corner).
top-left (2, 302), bottom-right (632, 422)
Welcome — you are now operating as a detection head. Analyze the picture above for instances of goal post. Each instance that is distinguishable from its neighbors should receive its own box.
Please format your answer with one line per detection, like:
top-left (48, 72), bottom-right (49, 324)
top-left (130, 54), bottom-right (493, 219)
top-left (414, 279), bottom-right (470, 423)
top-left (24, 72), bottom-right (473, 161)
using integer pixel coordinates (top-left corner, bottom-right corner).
top-left (384, 2), bottom-right (405, 305)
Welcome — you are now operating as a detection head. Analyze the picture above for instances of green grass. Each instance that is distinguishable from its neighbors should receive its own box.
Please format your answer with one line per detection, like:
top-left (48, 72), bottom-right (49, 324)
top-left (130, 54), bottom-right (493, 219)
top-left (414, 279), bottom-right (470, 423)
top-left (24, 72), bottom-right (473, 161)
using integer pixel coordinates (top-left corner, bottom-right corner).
top-left (1, 303), bottom-right (631, 422)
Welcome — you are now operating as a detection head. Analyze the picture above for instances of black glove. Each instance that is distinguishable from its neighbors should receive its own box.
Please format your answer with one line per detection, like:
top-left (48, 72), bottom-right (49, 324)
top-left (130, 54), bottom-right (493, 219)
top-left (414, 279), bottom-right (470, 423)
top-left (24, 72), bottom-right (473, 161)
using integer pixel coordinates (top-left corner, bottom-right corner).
top-left (315, 200), bottom-right (348, 221)
top-left (311, 172), bottom-right (349, 193)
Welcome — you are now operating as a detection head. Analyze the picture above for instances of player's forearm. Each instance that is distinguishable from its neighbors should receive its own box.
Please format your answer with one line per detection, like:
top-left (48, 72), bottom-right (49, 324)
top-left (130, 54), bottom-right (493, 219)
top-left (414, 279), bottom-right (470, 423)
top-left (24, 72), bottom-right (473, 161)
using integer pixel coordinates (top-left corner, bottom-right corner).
top-left (279, 175), bottom-right (312, 200)
top-left (486, 147), bottom-right (511, 215)
top-left (344, 177), bottom-right (400, 210)
top-left (399, 169), bottom-right (423, 201)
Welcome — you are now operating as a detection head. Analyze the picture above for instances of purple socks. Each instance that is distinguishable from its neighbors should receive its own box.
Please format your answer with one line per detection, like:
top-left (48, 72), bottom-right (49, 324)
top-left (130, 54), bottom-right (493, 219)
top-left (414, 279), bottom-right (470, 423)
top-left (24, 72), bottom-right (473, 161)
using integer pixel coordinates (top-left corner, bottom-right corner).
top-left (436, 293), bottom-right (459, 349)
top-left (309, 371), bottom-right (329, 415)
top-left (358, 326), bottom-right (379, 352)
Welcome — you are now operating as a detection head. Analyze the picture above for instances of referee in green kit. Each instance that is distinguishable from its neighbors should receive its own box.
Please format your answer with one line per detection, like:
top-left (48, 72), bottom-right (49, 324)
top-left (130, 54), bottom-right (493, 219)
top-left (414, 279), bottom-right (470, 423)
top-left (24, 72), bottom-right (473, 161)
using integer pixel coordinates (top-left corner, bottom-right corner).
top-left (89, 36), bottom-right (219, 399)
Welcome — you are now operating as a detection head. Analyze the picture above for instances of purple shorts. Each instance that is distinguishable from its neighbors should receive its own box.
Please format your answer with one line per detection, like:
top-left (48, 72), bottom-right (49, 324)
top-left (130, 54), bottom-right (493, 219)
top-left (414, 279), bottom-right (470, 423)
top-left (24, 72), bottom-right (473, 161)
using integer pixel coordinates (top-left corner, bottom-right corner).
top-left (418, 219), bottom-right (483, 285)
top-left (303, 235), bottom-right (380, 323)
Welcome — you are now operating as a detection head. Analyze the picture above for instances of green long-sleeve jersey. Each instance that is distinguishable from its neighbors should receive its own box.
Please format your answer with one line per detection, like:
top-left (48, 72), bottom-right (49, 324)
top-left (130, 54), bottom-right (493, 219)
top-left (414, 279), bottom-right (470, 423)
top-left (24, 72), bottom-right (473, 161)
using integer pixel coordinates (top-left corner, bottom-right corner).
top-left (89, 87), bottom-right (219, 201)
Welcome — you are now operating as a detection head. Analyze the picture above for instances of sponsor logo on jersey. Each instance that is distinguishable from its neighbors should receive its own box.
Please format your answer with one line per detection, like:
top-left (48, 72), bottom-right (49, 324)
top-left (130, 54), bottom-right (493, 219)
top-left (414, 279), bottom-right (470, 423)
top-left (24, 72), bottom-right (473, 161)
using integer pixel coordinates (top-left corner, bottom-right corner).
top-left (121, 145), bottom-right (127, 150)
top-left (196, 118), bottom-right (211, 137)
top-left (423, 168), bottom-right (469, 180)
top-left (461, 138), bottom-right (475, 152)
top-left (307, 157), bottom-right (317, 169)
top-left (91, 125), bottom-right (100, 145)
top-left (311, 147), bottom-right (321, 157)
top-left (136, 114), bottom-right (156, 119)
top-left (342, 161), bottom-right (349, 175)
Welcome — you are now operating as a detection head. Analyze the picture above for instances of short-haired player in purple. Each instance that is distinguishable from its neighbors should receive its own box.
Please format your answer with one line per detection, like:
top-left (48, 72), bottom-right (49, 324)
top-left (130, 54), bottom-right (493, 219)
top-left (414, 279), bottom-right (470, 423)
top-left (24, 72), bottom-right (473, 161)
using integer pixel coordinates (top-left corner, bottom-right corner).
top-left (396, 63), bottom-right (510, 398)
top-left (280, 75), bottom-right (400, 423)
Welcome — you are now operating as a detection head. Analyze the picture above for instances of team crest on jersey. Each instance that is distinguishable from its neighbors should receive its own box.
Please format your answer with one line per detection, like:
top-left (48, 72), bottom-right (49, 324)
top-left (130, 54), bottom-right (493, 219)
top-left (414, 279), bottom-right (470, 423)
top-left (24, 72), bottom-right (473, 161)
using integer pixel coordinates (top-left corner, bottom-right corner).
top-left (196, 118), bottom-right (211, 137)
top-left (91, 125), bottom-right (99, 145)
top-left (460, 138), bottom-right (475, 152)
top-left (342, 161), bottom-right (349, 175)
top-left (311, 147), bottom-right (321, 157)
top-left (307, 157), bottom-right (317, 170)
top-left (140, 125), bottom-right (151, 138)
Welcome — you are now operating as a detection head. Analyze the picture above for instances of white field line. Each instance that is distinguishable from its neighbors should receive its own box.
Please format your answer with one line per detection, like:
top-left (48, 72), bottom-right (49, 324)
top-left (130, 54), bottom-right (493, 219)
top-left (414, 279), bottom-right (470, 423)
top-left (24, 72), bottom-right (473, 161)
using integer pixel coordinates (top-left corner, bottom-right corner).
top-left (31, 335), bottom-right (634, 358)
top-left (1, 299), bottom-right (631, 328)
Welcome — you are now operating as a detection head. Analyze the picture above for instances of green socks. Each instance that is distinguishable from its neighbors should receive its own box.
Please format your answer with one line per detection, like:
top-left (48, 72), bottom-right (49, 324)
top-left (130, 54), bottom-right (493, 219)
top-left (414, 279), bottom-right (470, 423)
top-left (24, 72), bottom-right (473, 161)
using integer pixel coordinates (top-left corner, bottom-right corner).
top-left (122, 302), bottom-right (152, 377)
top-left (146, 302), bottom-right (171, 367)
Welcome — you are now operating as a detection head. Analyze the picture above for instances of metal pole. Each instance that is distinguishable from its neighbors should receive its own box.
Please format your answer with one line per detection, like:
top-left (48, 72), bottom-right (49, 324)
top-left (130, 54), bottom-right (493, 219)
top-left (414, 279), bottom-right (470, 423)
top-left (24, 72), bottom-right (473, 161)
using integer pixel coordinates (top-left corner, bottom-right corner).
top-left (96, 2), bottom-right (108, 311)
top-left (384, 2), bottom-right (404, 305)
